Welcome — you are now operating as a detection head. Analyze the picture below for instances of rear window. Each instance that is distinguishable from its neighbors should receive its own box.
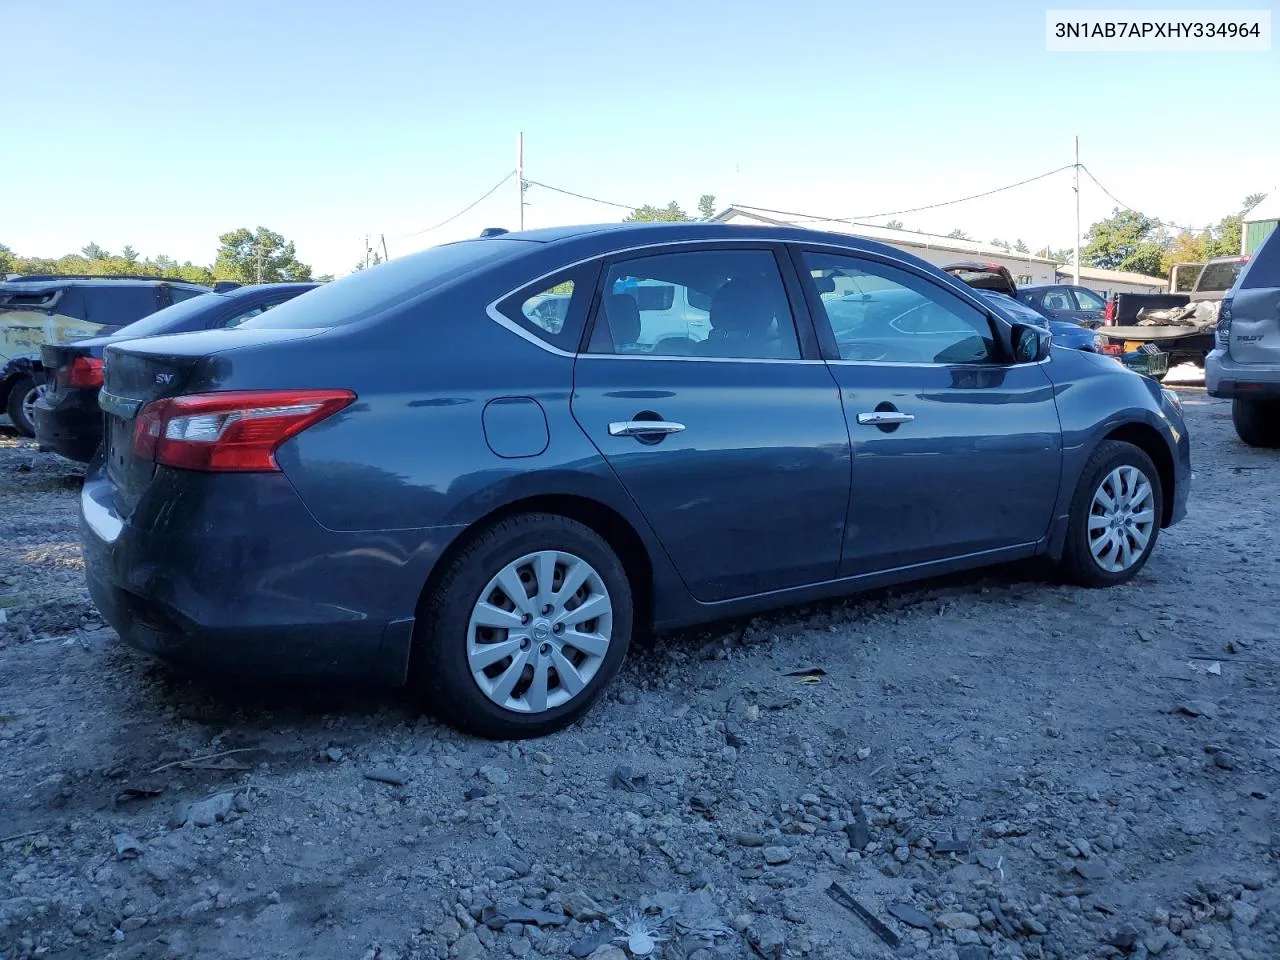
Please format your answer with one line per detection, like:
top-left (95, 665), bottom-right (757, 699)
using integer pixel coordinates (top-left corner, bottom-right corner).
top-left (1196, 260), bottom-right (1245, 292)
top-left (1238, 229), bottom-right (1280, 290)
top-left (112, 293), bottom-right (222, 338)
top-left (238, 239), bottom-right (529, 330)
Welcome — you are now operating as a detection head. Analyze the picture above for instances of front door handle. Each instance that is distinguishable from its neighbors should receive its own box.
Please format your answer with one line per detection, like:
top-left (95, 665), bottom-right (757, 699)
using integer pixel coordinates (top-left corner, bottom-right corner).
top-left (609, 420), bottom-right (686, 437)
top-left (856, 412), bottom-right (915, 426)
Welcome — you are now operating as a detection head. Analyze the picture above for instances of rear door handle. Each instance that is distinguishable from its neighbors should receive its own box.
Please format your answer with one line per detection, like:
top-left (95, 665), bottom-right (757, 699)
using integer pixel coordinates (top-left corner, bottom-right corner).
top-left (856, 412), bottom-right (914, 426)
top-left (609, 420), bottom-right (686, 437)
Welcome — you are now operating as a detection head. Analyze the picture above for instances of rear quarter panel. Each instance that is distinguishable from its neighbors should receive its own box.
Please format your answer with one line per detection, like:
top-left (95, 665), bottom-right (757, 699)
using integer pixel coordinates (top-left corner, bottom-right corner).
top-left (261, 275), bottom-right (688, 611)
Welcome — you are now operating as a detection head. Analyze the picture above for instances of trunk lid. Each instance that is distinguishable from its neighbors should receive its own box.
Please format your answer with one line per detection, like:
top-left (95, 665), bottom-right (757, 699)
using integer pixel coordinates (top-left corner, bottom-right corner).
top-left (100, 327), bottom-right (322, 515)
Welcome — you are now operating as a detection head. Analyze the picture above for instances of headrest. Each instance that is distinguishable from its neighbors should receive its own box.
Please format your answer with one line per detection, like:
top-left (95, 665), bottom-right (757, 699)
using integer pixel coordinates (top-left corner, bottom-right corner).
top-left (603, 294), bottom-right (641, 345)
top-left (709, 276), bottom-right (779, 336)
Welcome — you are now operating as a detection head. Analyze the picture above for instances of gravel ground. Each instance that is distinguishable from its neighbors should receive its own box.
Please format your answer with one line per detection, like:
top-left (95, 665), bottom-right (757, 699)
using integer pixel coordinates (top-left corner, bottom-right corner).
top-left (2, 385), bottom-right (1278, 960)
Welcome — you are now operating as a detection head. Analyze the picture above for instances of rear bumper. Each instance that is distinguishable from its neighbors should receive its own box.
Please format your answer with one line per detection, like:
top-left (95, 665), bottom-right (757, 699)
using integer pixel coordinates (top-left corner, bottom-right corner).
top-left (33, 391), bottom-right (102, 462)
top-left (1205, 348), bottom-right (1280, 399)
top-left (80, 465), bottom-right (467, 686)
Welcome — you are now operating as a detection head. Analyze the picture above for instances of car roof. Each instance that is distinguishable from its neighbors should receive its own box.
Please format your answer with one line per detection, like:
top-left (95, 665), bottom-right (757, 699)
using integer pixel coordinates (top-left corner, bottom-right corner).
top-left (216, 282), bottom-right (319, 300)
top-left (468, 220), bottom-right (951, 266)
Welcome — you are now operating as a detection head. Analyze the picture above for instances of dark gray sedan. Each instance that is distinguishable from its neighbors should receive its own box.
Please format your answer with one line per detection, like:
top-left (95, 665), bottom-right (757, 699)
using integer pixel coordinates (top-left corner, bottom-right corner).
top-left (79, 222), bottom-right (1191, 738)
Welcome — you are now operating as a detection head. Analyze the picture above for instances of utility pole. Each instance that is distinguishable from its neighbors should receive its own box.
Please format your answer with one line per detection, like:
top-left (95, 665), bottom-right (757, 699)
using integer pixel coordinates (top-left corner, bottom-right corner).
top-left (381, 234), bottom-right (389, 263)
top-left (1073, 135), bottom-right (1081, 286)
top-left (516, 131), bottom-right (525, 231)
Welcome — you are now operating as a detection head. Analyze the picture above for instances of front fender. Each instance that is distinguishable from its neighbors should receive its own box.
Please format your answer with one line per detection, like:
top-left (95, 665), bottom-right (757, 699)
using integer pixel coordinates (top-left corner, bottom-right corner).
top-left (1042, 347), bottom-right (1186, 550)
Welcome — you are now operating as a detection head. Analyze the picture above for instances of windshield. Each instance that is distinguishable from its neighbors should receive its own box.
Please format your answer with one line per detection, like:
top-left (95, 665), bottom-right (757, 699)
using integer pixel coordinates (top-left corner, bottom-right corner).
top-left (237, 239), bottom-right (530, 330)
top-left (111, 292), bottom-right (222, 337)
top-left (1196, 260), bottom-right (1245, 293)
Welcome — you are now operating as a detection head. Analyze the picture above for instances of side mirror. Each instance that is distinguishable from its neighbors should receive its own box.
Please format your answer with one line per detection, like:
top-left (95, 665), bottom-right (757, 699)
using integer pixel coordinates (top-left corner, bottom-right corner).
top-left (1011, 324), bottom-right (1051, 363)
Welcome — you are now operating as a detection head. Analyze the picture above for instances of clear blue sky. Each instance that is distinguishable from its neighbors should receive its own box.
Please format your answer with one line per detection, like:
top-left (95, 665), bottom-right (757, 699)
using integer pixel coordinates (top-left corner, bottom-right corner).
top-left (4, 0), bottom-right (1277, 276)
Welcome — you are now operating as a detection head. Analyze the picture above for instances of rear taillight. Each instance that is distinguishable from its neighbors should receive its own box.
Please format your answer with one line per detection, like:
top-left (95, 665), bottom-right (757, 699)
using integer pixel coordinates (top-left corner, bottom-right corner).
top-left (1101, 342), bottom-right (1124, 359)
top-left (59, 356), bottom-right (104, 389)
top-left (132, 389), bottom-right (355, 472)
top-left (1216, 297), bottom-right (1233, 347)
top-left (1103, 299), bottom-right (1116, 325)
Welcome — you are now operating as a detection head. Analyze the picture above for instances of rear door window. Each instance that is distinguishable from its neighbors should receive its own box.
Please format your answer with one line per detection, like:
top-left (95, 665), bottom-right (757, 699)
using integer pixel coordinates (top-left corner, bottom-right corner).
top-left (1197, 260), bottom-right (1246, 292)
top-left (1238, 228), bottom-right (1280, 290)
top-left (585, 248), bottom-right (800, 359)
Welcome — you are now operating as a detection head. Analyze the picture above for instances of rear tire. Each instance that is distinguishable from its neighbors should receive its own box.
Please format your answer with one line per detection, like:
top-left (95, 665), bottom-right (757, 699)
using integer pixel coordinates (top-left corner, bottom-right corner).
top-left (412, 513), bottom-right (633, 739)
top-left (5, 375), bottom-right (41, 437)
top-left (1232, 397), bottom-right (1280, 449)
top-left (1058, 440), bottom-right (1163, 588)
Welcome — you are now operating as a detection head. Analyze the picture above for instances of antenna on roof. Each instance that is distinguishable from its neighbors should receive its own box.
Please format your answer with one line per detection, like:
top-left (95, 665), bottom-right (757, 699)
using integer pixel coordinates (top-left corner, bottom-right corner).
top-left (479, 227), bottom-right (509, 238)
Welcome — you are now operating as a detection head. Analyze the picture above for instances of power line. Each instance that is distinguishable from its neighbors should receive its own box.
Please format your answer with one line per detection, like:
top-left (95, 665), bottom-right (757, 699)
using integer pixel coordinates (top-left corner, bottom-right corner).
top-left (732, 164), bottom-right (1077, 225)
top-left (524, 179), bottom-right (640, 211)
top-left (1078, 165), bottom-right (1214, 234)
top-left (399, 171), bottom-right (515, 238)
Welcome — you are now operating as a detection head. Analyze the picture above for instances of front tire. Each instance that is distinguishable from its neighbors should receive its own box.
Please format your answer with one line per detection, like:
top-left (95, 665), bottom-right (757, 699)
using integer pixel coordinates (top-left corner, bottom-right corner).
top-left (413, 513), bottom-right (633, 739)
top-left (1058, 440), bottom-right (1163, 587)
top-left (1232, 397), bottom-right (1280, 449)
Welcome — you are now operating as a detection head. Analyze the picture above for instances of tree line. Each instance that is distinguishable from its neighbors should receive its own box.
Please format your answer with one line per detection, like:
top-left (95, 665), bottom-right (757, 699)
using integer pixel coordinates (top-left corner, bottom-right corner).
top-left (1, 227), bottom-right (318, 286)
top-left (7, 193), bottom-right (1264, 288)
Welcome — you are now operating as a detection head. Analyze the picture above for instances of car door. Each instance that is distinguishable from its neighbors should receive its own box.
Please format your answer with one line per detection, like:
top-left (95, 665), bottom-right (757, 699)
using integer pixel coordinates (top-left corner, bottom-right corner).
top-left (1066, 286), bottom-right (1107, 323)
top-left (570, 244), bottom-right (852, 603)
top-left (793, 248), bottom-right (1063, 577)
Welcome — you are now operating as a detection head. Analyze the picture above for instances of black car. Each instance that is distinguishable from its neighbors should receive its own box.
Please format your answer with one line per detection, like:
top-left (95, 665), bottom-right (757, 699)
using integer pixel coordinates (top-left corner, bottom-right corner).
top-left (35, 283), bottom-right (317, 461)
top-left (1, 275), bottom-right (212, 436)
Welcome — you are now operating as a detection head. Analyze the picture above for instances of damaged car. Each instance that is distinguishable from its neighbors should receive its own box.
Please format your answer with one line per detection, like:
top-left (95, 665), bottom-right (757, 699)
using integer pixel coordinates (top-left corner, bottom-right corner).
top-left (1, 275), bottom-right (210, 435)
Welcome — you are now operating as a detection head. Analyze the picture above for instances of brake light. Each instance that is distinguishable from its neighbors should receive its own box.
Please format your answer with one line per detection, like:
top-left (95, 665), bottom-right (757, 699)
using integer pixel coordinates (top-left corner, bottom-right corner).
top-left (59, 356), bottom-right (104, 389)
top-left (1101, 342), bottom-right (1124, 357)
top-left (1103, 299), bottom-right (1116, 324)
top-left (1216, 298), bottom-right (1233, 347)
top-left (132, 389), bottom-right (355, 472)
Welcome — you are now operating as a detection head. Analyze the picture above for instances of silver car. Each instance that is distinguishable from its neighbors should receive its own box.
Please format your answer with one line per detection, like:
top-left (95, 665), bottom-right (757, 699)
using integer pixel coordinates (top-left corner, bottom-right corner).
top-left (1205, 227), bottom-right (1280, 447)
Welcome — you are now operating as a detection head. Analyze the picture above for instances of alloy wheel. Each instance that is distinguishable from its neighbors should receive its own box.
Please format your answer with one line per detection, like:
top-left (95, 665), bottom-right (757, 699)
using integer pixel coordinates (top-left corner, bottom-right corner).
top-left (1087, 465), bottom-right (1156, 573)
top-left (466, 550), bottom-right (613, 714)
top-left (21, 383), bottom-right (45, 431)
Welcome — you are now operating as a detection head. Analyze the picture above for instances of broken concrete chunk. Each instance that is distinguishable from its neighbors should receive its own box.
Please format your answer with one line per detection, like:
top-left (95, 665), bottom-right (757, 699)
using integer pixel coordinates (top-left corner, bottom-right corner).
top-left (762, 845), bottom-right (793, 865)
top-left (113, 833), bottom-right (142, 859)
top-left (887, 903), bottom-right (934, 929)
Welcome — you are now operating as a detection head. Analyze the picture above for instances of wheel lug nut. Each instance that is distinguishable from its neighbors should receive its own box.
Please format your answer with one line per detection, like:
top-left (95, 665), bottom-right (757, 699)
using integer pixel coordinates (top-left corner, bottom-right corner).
top-left (541, 604), bottom-right (553, 615)
top-left (521, 614), bottom-right (531, 625)
top-left (539, 643), bottom-right (551, 656)
top-left (519, 637), bottom-right (531, 650)
top-left (553, 623), bottom-right (564, 634)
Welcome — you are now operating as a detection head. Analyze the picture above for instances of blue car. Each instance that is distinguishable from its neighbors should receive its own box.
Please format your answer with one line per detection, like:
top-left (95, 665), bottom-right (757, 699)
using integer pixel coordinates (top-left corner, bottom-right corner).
top-left (81, 223), bottom-right (1191, 738)
top-left (942, 261), bottom-right (1101, 352)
